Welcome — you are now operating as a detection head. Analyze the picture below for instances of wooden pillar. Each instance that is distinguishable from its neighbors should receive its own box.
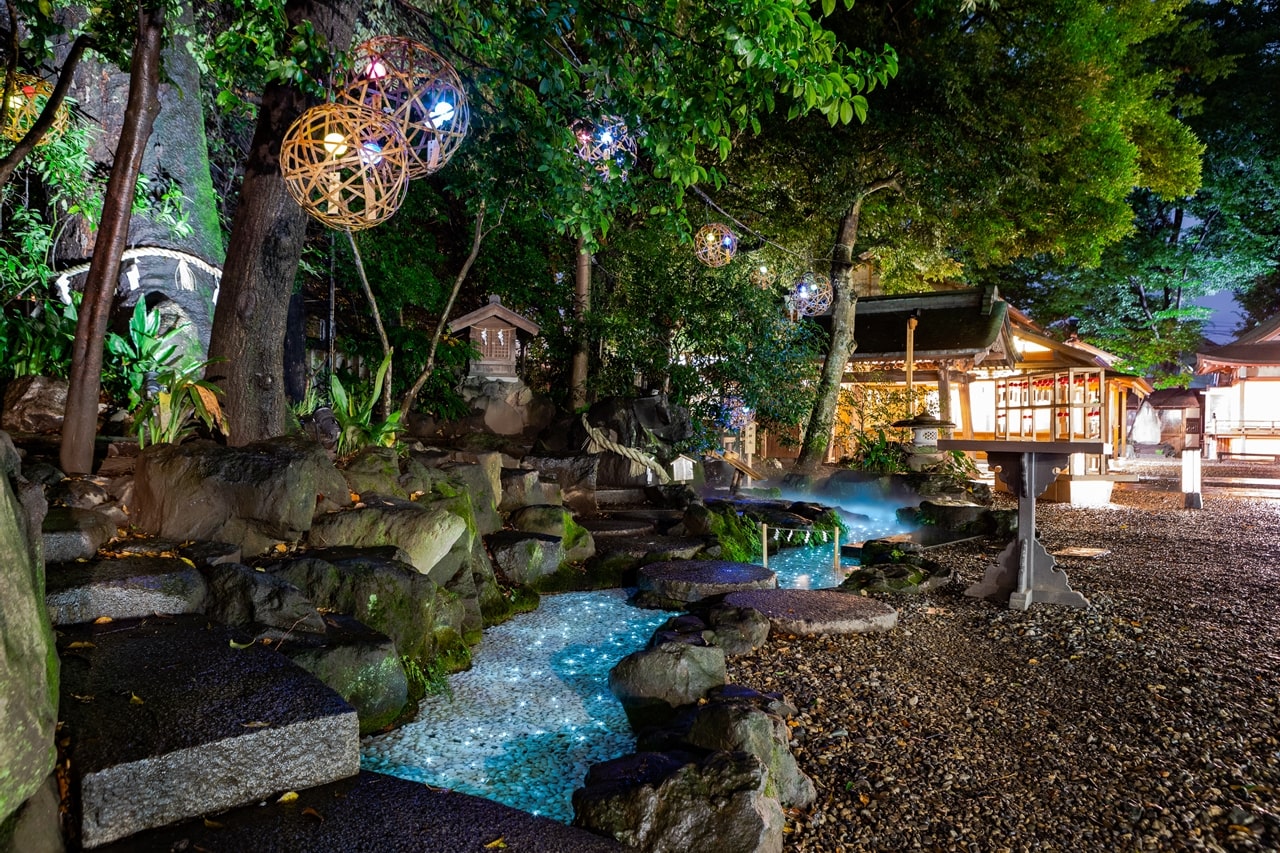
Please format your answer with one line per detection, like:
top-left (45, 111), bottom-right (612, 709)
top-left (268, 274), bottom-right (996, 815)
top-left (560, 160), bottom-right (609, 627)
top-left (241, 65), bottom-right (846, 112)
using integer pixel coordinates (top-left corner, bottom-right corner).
top-left (938, 359), bottom-right (952, 435)
top-left (959, 373), bottom-right (974, 439)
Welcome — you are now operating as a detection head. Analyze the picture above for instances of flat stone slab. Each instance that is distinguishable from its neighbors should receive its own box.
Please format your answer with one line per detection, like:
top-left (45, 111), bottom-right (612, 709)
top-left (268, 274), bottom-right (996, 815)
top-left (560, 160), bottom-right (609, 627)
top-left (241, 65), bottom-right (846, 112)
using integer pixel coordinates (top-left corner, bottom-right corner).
top-left (723, 589), bottom-right (898, 635)
top-left (42, 506), bottom-right (116, 562)
top-left (578, 517), bottom-right (656, 538)
top-left (45, 556), bottom-right (208, 625)
top-left (58, 615), bottom-right (359, 848)
top-left (94, 770), bottom-right (622, 852)
top-left (636, 560), bottom-right (776, 608)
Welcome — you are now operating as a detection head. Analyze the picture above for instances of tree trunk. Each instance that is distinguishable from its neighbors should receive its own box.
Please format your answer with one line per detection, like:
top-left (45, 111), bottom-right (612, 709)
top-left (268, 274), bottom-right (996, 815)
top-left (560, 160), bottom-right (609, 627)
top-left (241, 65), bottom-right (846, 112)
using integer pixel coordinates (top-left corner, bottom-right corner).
top-left (794, 180), bottom-right (899, 475)
top-left (60, 2), bottom-right (164, 475)
top-left (570, 237), bottom-right (591, 411)
top-left (206, 0), bottom-right (358, 445)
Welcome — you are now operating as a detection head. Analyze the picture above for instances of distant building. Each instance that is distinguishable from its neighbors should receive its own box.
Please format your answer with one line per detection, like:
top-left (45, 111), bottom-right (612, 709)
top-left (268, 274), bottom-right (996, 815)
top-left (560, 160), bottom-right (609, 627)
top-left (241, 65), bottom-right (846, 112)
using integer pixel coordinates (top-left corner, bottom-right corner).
top-left (1196, 313), bottom-right (1280, 458)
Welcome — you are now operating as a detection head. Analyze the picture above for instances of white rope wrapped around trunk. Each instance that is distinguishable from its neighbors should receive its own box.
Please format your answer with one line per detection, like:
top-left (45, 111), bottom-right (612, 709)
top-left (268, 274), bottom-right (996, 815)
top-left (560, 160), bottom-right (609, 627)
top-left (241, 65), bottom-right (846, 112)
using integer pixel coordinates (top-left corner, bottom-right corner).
top-left (580, 413), bottom-right (672, 484)
top-left (52, 246), bottom-right (223, 304)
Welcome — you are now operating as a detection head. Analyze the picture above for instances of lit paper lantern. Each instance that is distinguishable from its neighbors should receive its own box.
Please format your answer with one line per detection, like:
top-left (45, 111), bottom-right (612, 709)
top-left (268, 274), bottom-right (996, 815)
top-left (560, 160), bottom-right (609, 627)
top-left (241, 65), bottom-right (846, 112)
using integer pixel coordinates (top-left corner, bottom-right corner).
top-left (749, 264), bottom-right (777, 289)
top-left (789, 272), bottom-right (833, 316)
top-left (2, 74), bottom-right (69, 144)
top-left (571, 116), bottom-right (637, 177)
top-left (279, 104), bottom-right (410, 231)
top-left (340, 36), bottom-right (469, 178)
top-left (694, 223), bottom-right (737, 268)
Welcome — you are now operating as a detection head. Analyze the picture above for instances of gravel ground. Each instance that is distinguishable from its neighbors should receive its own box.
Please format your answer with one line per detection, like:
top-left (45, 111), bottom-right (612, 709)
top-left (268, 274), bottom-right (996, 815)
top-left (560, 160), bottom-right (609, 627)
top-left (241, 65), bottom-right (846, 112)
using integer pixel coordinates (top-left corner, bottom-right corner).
top-left (728, 461), bottom-right (1280, 852)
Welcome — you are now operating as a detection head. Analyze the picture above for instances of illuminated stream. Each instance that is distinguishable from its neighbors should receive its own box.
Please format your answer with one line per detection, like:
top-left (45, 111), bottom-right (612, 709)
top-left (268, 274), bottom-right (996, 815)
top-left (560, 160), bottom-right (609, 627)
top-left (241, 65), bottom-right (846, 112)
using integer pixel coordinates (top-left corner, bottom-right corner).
top-left (361, 510), bottom-right (908, 822)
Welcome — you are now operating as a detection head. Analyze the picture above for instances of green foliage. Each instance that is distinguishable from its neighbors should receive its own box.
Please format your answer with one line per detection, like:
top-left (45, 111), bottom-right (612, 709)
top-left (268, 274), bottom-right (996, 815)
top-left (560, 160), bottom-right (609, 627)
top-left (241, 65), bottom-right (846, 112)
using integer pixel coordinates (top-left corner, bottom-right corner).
top-left (131, 360), bottom-right (228, 448)
top-left (707, 505), bottom-right (763, 563)
top-left (0, 298), bottom-right (77, 380)
top-left (845, 429), bottom-right (910, 476)
top-left (105, 300), bottom-right (195, 410)
top-left (401, 655), bottom-right (451, 700)
top-left (330, 351), bottom-right (403, 456)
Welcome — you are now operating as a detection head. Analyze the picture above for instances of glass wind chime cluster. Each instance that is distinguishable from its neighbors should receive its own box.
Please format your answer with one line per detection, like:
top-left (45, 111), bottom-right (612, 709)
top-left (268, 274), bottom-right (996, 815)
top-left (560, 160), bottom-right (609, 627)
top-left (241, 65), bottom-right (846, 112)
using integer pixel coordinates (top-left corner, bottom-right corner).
top-left (280, 36), bottom-right (469, 232)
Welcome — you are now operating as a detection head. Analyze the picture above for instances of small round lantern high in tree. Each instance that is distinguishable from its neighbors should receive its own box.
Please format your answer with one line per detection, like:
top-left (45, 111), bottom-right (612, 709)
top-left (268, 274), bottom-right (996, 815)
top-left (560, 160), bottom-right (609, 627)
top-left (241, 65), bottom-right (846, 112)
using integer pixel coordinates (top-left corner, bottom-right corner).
top-left (2, 74), bottom-right (69, 144)
top-left (789, 272), bottom-right (833, 316)
top-left (279, 103), bottom-right (410, 231)
top-left (694, 223), bottom-right (738, 268)
top-left (340, 36), bottom-right (469, 178)
top-left (749, 264), bottom-right (777, 289)
top-left (571, 116), bottom-right (637, 176)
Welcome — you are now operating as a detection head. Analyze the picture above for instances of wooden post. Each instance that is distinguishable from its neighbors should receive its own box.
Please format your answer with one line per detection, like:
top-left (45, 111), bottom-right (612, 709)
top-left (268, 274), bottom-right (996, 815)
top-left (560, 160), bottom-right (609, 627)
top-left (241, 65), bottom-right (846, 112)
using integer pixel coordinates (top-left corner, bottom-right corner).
top-left (833, 527), bottom-right (840, 578)
top-left (761, 522), bottom-right (768, 569)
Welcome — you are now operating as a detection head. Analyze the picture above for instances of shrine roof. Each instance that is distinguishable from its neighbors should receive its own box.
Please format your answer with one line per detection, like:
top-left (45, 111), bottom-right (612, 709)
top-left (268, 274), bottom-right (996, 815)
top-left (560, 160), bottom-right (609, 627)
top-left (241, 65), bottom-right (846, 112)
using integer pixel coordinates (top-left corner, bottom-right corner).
top-left (449, 295), bottom-right (540, 336)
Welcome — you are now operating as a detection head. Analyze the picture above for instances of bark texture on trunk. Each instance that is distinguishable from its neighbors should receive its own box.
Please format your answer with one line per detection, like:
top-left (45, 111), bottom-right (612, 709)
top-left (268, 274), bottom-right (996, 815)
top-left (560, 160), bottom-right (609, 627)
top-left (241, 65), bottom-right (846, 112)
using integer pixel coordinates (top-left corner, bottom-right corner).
top-left (206, 0), bottom-right (357, 445)
top-left (61, 2), bottom-right (164, 475)
top-left (794, 180), bottom-right (899, 475)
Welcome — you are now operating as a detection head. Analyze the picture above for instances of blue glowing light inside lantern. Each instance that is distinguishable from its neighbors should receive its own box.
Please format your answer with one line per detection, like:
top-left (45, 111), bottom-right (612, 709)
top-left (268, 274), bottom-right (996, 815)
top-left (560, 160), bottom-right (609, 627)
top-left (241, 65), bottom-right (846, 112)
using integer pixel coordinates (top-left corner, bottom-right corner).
top-left (359, 140), bottom-right (383, 167)
top-left (429, 99), bottom-right (455, 126)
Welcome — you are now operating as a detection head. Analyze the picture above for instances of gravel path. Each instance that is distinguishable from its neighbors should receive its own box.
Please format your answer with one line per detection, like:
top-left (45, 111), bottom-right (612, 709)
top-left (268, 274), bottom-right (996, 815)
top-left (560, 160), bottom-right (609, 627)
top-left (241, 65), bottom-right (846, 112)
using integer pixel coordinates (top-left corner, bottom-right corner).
top-left (728, 469), bottom-right (1280, 851)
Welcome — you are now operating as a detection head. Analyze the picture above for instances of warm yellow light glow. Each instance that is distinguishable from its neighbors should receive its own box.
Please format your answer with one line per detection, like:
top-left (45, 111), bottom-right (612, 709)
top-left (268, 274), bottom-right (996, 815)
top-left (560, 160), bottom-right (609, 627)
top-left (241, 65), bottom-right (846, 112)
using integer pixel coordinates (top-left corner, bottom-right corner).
top-left (323, 132), bottom-right (348, 157)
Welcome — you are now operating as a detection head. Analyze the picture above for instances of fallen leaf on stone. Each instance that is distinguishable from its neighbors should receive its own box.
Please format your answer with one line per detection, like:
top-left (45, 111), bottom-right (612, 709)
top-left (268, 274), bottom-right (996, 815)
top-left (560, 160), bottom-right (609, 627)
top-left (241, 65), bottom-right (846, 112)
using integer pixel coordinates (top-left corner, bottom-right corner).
top-left (229, 639), bottom-right (255, 650)
top-left (241, 721), bottom-right (270, 729)
top-left (484, 838), bottom-right (507, 849)
top-left (67, 641), bottom-right (95, 650)
top-left (349, 492), bottom-right (361, 502)
top-left (130, 693), bottom-right (144, 705)
top-left (203, 818), bottom-right (224, 829)
top-left (71, 693), bottom-right (93, 703)
top-left (93, 616), bottom-right (113, 624)
top-left (302, 807), bottom-right (324, 822)
top-left (277, 791), bottom-right (299, 804)
top-left (182, 557), bottom-right (196, 567)
top-left (275, 543), bottom-right (289, 553)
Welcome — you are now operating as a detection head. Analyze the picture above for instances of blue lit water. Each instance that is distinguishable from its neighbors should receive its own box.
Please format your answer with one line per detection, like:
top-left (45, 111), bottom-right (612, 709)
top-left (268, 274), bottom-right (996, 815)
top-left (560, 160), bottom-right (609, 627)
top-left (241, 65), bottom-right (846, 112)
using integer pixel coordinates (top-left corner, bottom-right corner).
top-left (362, 507), bottom-right (909, 821)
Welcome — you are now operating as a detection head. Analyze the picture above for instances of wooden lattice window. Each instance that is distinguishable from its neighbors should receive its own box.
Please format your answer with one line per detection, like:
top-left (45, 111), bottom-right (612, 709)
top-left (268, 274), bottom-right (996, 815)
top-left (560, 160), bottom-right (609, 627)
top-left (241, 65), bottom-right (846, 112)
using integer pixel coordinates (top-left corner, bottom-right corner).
top-left (472, 325), bottom-right (515, 361)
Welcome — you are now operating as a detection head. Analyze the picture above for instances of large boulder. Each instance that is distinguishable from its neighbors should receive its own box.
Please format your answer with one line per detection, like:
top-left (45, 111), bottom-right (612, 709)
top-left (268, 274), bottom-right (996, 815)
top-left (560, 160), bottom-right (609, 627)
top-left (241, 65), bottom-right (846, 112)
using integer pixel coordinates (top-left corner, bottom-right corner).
top-left (264, 551), bottom-right (465, 668)
top-left (609, 642), bottom-right (726, 728)
top-left (572, 750), bottom-right (783, 853)
top-left (1, 376), bottom-right (67, 434)
top-left (439, 457), bottom-right (502, 535)
top-left (685, 701), bottom-right (816, 808)
top-left (279, 614), bottom-right (409, 735)
top-left (339, 447), bottom-right (407, 499)
top-left (0, 433), bottom-right (58, 827)
top-left (132, 435), bottom-right (351, 556)
top-left (201, 562), bottom-right (326, 636)
top-left (508, 504), bottom-right (596, 563)
top-left (520, 455), bottom-right (599, 515)
top-left (486, 531), bottom-right (564, 585)
top-left (307, 499), bottom-right (468, 577)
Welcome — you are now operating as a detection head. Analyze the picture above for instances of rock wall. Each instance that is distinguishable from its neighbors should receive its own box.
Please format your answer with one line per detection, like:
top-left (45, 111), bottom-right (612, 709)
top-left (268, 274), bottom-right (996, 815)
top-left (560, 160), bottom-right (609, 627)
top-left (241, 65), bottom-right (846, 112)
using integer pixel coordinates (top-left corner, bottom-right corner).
top-left (0, 433), bottom-right (58, 830)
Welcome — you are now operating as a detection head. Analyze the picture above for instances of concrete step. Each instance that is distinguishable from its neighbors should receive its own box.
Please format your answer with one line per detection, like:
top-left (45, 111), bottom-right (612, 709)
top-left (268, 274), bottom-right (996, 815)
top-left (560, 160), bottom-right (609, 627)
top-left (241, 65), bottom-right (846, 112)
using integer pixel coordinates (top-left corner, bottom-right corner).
top-left (595, 487), bottom-right (650, 506)
top-left (45, 556), bottom-right (208, 626)
top-left (58, 615), bottom-right (360, 848)
top-left (41, 506), bottom-right (116, 563)
top-left (94, 770), bottom-right (622, 852)
top-left (577, 517), bottom-right (656, 538)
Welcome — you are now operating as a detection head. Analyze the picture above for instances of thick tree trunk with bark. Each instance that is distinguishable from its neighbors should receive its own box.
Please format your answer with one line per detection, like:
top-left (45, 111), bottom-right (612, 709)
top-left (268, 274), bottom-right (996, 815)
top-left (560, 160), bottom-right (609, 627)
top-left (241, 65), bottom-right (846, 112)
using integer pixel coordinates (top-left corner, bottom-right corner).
top-left (794, 180), bottom-right (899, 475)
top-left (207, 0), bottom-right (357, 445)
top-left (60, 2), bottom-right (164, 475)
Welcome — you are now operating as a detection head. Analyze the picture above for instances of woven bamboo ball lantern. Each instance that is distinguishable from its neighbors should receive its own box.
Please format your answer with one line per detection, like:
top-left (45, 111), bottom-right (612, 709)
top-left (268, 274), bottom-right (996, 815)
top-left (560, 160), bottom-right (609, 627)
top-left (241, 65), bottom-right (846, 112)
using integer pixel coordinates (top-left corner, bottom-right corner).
top-left (790, 272), bottom-right (833, 316)
top-left (694, 223), bottom-right (737, 268)
top-left (279, 103), bottom-right (409, 231)
top-left (749, 264), bottom-right (777, 289)
top-left (571, 116), bottom-right (637, 175)
top-left (339, 36), bottom-right (469, 178)
top-left (2, 74), bottom-right (69, 144)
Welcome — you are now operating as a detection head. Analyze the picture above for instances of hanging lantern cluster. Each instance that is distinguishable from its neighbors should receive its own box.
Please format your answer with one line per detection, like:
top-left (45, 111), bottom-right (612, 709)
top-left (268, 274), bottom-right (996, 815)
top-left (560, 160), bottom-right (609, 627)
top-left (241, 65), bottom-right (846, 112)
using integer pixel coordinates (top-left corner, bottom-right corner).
top-left (572, 115), bottom-right (637, 177)
top-left (339, 36), bottom-right (469, 178)
top-left (279, 104), bottom-right (410, 230)
top-left (281, 36), bottom-right (469, 231)
top-left (749, 264), bottom-right (777, 289)
top-left (789, 272), bottom-right (833, 316)
top-left (694, 223), bottom-right (738, 268)
top-left (2, 74), bottom-right (69, 144)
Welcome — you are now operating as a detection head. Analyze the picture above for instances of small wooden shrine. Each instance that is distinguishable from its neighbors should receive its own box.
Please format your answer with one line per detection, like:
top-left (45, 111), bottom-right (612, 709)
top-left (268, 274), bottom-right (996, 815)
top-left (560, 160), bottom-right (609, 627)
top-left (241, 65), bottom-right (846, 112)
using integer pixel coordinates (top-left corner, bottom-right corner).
top-left (448, 295), bottom-right (541, 379)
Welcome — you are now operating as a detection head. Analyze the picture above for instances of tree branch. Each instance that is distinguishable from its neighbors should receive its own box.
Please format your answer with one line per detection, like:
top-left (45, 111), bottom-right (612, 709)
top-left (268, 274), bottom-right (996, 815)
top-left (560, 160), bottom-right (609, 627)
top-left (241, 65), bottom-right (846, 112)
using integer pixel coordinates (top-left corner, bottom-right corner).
top-left (0, 33), bottom-right (94, 191)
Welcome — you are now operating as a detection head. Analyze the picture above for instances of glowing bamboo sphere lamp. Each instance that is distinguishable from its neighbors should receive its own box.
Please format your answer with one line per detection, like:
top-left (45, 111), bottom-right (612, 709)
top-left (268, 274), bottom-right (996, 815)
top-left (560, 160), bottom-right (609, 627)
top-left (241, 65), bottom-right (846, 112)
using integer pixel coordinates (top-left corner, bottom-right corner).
top-left (694, 223), bottom-right (738, 268)
top-left (279, 103), bottom-right (410, 231)
top-left (749, 264), bottom-right (777, 289)
top-left (571, 116), bottom-right (637, 176)
top-left (2, 74), bottom-right (69, 144)
top-left (789, 272), bottom-right (833, 316)
top-left (339, 36), bottom-right (469, 178)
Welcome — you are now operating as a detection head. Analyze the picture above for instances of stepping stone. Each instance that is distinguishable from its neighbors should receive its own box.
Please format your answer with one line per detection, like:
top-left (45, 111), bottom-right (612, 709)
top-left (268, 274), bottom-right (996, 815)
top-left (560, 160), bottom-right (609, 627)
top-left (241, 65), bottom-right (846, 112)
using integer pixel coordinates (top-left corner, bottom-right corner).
top-left (578, 517), bottom-right (656, 538)
top-left (109, 537), bottom-right (242, 567)
top-left (596, 487), bottom-right (650, 506)
top-left (724, 589), bottom-right (898, 635)
top-left (45, 556), bottom-right (208, 625)
top-left (58, 615), bottom-right (359, 848)
top-left (94, 770), bottom-right (622, 852)
top-left (635, 560), bottom-right (776, 609)
top-left (42, 506), bottom-right (116, 563)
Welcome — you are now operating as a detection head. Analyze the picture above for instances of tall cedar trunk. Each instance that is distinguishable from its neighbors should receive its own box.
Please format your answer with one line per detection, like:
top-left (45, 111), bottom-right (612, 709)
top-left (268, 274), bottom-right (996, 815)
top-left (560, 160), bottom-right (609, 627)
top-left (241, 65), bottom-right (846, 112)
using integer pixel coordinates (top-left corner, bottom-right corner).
top-left (793, 180), bottom-right (899, 474)
top-left (206, 0), bottom-right (357, 445)
top-left (570, 237), bottom-right (591, 410)
top-left (60, 2), bottom-right (164, 475)
top-left (57, 1), bottom-right (223, 351)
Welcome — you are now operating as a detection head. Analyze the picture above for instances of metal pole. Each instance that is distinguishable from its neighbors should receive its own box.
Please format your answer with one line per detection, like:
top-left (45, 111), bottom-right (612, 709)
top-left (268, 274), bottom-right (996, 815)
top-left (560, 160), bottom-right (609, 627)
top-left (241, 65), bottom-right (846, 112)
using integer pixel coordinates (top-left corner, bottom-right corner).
top-left (833, 527), bottom-right (840, 578)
